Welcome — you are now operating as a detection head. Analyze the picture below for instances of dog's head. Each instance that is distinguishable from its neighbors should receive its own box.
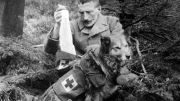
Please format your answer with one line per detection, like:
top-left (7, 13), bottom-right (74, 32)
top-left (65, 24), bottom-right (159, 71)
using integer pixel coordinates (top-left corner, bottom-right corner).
top-left (100, 33), bottom-right (132, 62)
top-left (85, 33), bottom-right (132, 76)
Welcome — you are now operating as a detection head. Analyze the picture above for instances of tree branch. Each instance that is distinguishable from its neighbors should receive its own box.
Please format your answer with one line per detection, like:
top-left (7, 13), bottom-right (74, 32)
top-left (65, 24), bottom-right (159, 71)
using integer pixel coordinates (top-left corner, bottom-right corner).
top-left (139, 34), bottom-right (162, 44)
top-left (124, 15), bottom-right (148, 29)
top-left (138, 0), bottom-right (149, 8)
top-left (130, 37), bottom-right (147, 74)
top-left (155, 0), bottom-right (169, 16)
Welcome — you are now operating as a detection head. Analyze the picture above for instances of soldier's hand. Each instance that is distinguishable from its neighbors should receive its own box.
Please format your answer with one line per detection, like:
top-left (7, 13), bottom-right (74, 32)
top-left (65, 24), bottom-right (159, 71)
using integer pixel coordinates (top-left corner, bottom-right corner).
top-left (52, 4), bottom-right (66, 39)
top-left (54, 4), bottom-right (66, 25)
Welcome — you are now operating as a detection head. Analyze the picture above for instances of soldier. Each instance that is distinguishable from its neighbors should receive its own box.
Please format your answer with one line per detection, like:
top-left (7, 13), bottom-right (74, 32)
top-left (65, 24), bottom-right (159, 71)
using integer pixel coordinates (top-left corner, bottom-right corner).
top-left (44, 0), bottom-right (124, 70)
top-left (40, 0), bottom-right (131, 101)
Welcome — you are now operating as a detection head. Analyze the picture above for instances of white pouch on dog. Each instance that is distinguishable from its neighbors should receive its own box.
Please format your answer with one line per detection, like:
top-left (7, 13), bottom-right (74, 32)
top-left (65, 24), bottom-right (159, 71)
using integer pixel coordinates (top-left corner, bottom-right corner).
top-left (59, 10), bottom-right (76, 55)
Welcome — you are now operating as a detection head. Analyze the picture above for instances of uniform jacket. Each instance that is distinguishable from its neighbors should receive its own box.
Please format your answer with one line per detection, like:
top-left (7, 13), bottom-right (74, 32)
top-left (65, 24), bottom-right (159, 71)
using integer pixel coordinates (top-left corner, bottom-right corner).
top-left (44, 14), bottom-right (124, 65)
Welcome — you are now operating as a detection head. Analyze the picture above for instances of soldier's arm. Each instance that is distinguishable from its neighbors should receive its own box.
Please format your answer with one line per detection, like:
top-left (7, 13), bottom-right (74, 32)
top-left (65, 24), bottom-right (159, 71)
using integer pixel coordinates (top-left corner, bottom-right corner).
top-left (44, 5), bottom-right (66, 55)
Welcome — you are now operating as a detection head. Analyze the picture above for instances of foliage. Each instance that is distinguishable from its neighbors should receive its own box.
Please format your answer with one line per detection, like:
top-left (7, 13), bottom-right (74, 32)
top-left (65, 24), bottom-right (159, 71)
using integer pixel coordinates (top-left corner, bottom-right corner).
top-left (0, 0), bottom-right (180, 101)
top-left (0, 35), bottom-right (58, 97)
top-left (102, 0), bottom-right (180, 100)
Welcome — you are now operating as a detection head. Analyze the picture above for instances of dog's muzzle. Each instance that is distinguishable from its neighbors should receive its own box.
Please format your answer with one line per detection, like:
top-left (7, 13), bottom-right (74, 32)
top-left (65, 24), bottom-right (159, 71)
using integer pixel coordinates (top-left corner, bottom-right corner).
top-left (103, 54), bottom-right (131, 74)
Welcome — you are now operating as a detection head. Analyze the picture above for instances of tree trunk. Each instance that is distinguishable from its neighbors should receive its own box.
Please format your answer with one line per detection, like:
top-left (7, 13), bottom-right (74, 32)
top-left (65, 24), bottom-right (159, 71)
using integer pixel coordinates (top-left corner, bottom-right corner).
top-left (0, 0), bottom-right (25, 37)
top-left (0, 0), bottom-right (6, 34)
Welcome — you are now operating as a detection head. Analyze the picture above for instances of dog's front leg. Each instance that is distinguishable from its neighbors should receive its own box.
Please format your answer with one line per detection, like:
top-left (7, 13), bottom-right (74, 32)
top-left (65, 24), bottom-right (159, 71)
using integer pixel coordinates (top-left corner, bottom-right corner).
top-left (93, 91), bottom-right (103, 101)
top-left (85, 90), bottom-right (103, 101)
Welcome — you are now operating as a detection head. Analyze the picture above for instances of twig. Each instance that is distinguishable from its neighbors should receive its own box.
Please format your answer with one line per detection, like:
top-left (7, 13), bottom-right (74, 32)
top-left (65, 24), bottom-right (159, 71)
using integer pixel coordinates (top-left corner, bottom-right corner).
top-left (155, 0), bottom-right (169, 16)
top-left (32, 44), bottom-right (44, 48)
top-left (124, 15), bottom-right (148, 29)
top-left (130, 37), bottom-right (147, 74)
top-left (150, 88), bottom-right (164, 93)
top-left (140, 47), bottom-right (155, 53)
top-left (139, 34), bottom-right (162, 44)
top-left (137, 0), bottom-right (149, 8)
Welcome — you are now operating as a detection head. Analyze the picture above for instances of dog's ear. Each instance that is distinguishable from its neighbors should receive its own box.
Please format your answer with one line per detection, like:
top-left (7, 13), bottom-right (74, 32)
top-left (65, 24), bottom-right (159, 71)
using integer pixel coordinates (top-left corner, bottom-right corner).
top-left (124, 27), bottom-right (132, 45)
top-left (126, 36), bottom-right (132, 45)
top-left (100, 36), bottom-right (111, 54)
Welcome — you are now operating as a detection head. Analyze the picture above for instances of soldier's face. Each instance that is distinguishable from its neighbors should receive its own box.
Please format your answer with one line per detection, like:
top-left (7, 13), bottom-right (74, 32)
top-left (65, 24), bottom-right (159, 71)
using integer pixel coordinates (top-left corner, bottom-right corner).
top-left (78, 1), bottom-right (101, 27)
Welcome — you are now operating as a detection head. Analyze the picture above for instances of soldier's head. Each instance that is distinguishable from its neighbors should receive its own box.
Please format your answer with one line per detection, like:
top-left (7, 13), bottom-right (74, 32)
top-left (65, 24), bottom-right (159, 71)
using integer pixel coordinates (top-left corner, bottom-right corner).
top-left (78, 0), bottom-right (101, 27)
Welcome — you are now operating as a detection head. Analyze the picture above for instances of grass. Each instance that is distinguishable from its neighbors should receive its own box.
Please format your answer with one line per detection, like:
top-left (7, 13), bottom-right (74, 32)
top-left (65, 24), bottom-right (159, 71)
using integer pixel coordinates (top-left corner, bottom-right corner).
top-left (1, 0), bottom-right (180, 100)
top-left (0, 0), bottom-right (62, 99)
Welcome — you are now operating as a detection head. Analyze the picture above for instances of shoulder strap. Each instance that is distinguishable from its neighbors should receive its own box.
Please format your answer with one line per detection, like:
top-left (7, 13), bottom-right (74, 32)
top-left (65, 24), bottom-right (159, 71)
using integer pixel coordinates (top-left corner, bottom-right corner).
top-left (88, 51), bottom-right (109, 76)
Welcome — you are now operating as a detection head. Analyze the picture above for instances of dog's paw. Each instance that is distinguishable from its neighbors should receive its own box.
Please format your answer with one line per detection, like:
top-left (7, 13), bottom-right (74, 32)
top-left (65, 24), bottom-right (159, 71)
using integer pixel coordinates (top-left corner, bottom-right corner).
top-left (116, 73), bottom-right (138, 85)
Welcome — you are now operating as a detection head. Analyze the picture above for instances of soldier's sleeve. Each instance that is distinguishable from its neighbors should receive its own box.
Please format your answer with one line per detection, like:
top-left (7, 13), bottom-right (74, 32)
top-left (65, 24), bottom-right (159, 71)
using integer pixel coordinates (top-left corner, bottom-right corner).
top-left (107, 16), bottom-right (124, 36)
top-left (44, 27), bottom-right (60, 55)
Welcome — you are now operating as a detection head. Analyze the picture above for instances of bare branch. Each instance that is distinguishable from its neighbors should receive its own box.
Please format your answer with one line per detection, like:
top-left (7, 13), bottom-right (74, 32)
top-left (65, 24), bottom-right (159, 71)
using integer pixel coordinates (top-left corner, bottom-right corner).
top-left (139, 34), bottom-right (162, 44)
top-left (138, 0), bottom-right (149, 7)
top-left (155, 0), bottom-right (169, 16)
top-left (32, 44), bottom-right (44, 48)
top-left (130, 37), bottom-right (147, 74)
top-left (124, 15), bottom-right (148, 29)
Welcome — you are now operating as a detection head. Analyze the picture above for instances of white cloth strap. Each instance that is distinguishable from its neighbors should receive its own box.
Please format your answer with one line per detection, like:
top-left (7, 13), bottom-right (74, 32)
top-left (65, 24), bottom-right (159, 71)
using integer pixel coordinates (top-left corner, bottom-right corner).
top-left (59, 10), bottom-right (76, 55)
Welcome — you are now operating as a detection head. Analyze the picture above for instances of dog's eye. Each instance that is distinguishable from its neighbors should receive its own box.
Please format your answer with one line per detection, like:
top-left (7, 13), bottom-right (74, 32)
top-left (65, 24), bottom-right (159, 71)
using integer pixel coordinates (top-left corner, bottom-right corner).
top-left (125, 45), bottom-right (128, 47)
top-left (115, 47), bottom-right (121, 49)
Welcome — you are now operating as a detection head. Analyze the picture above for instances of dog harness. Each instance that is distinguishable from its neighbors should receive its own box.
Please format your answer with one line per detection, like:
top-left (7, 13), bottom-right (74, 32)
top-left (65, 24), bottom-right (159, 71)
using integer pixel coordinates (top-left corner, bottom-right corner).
top-left (52, 50), bottom-right (121, 101)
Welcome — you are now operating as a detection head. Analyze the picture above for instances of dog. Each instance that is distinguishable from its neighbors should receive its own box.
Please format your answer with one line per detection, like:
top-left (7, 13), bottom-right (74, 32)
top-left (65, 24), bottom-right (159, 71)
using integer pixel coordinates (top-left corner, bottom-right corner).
top-left (81, 34), bottom-right (132, 101)
top-left (37, 33), bottom-right (133, 101)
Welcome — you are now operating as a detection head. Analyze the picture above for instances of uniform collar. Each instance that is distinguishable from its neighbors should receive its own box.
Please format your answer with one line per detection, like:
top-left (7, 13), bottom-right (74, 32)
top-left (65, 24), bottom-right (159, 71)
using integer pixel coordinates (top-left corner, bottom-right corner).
top-left (78, 14), bottom-right (108, 38)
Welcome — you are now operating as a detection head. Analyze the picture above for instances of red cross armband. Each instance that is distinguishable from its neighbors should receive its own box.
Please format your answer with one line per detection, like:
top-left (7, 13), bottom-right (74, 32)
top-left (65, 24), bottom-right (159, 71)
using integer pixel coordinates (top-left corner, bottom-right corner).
top-left (53, 68), bottom-right (86, 101)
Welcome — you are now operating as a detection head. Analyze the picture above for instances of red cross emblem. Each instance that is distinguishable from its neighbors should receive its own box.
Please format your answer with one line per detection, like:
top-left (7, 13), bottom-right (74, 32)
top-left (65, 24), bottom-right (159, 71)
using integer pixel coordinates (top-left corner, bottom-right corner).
top-left (61, 75), bottom-right (78, 92)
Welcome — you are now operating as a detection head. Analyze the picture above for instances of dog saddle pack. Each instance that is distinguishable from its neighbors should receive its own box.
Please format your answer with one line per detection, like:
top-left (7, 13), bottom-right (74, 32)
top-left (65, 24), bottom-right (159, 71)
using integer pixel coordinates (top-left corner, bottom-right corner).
top-left (80, 51), bottom-right (106, 88)
top-left (52, 51), bottom-right (107, 101)
top-left (52, 67), bottom-right (86, 101)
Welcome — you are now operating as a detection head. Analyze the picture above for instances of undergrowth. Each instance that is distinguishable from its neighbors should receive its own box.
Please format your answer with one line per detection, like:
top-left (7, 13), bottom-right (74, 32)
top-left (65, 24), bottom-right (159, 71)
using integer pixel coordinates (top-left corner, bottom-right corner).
top-left (0, 0), bottom-right (180, 101)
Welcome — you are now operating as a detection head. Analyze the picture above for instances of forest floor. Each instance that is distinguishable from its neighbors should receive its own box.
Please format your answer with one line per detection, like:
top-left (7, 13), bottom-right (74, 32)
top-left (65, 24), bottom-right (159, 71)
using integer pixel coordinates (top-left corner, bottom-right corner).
top-left (0, 0), bottom-right (180, 101)
top-left (1, 34), bottom-right (180, 101)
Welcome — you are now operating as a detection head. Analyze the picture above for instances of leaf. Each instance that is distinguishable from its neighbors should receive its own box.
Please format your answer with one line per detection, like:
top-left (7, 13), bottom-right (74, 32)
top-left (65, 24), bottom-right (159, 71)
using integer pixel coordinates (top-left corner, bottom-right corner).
top-left (7, 51), bottom-right (13, 56)
top-left (2, 52), bottom-right (8, 59)
top-left (157, 92), bottom-right (174, 101)
top-left (125, 94), bottom-right (138, 101)
top-left (0, 82), bottom-right (8, 92)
